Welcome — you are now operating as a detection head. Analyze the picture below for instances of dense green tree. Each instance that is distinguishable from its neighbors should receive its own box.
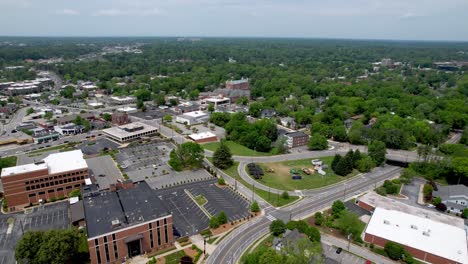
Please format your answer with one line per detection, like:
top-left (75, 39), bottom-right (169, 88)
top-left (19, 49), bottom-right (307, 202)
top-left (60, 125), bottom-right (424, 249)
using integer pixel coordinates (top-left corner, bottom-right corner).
top-left (102, 113), bottom-right (112, 122)
top-left (217, 211), bottom-right (228, 224)
top-left (307, 134), bottom-right (328, 150)
top-left (348, 122), bottom-right (366, 145)
top-left (314, 212), bottom-right (324, 226)
top-left (461, 129), bottom-right (468, 146)
top-left (250, 201), bottom-right (260, 212)
top-left (168, 142), bottom-right (204, 171)
top-left (60, 86), bottom-right (75, 99)
top-left (213, 141), bottom-right (234, 169)
top-left (207, 103), bottom-right (215, 113)
top-left (270, 220), bottom-right (286, 236)
top-left (356, 155), bottom-right (375, 172)
top-left (368, 140), bottom-right (387, 166)
top-left (331, 154), bottom-right (342, 172)
top-left (384, 242), bottom-right (407, 261)
top-left (335, 211), bottom-right (365, 239)
top-left (15, 229), bottom-right (88, 264)
top-left (248, 102), bottom-right (262, 118)
top-left (331, 200), bottom-right (345, 218)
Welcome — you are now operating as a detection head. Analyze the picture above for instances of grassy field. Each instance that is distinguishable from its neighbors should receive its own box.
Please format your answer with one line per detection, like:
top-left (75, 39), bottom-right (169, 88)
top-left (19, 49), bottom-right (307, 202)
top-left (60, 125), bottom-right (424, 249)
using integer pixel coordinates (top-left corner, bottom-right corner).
top-left (194, 195), bottom-right (207, 206)
top-left (27, 142), bottom-right (79, 155)
top-left (255, 157), bottom-right (359, 191)
top-left (203, 140), bottom-right (275, 156)
top-left (217, 160), bottom-right (299, 207)
top-left (0, 156), bottom-right (18, 170)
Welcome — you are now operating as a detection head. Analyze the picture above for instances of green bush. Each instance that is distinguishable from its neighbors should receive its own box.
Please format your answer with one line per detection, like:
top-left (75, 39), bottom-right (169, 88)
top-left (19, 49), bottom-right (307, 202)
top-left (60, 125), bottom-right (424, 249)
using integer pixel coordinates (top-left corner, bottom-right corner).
top-left (384, 242), bottom-right (406, 260)
top-left (217, 177), bottom-right (226, 185)
top-left (250, 201), bottom-right (260, 212)
top-left (270, 220), bottom-right (286, 236)
top-left (281, 191), bottom-right (290, 200)
top-left (314, 212), bottom-right (324, 226)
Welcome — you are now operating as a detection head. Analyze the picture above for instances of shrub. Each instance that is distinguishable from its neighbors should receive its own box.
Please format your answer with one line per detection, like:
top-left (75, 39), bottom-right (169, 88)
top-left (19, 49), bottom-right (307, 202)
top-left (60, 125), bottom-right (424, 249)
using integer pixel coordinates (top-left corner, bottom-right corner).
top-left (281, 191), bottom-right (290, 200)
top-left (314, 212), bottom-right (324, 226)
top-left (384, 242), bottom-right (406, 260)
top-left (269, 220), bottom-right (286, 236)
top-left (250, 201), bottom-right (260, 212)
top-left (217, 177), bottom-right (226, 185)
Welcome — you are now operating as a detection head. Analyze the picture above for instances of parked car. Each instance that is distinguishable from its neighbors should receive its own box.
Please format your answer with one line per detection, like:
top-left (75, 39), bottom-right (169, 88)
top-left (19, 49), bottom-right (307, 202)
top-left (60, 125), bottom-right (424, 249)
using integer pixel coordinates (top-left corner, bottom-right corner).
top-left (335, 247), bottom-right (342, 254)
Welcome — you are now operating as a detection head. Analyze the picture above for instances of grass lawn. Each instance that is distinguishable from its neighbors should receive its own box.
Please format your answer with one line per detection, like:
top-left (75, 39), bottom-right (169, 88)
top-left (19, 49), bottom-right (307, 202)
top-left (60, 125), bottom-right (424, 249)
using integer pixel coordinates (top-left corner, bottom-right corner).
top-left (0, 156), bottom-right (17, 170)
top-left (216, 160), bottom-right (299, 207)
top-left (27, 142), bottom-right (79, 155)
top-left (254, 157), bottom-right (360, 191)
top-left (164, 250), bottom-right (187, 264)
top-left (241, 235), bottom-right (274, 261)
top-left (202, 140), bottom-right (275, 156)
top-left (194, 195), bottom-right (207, 206)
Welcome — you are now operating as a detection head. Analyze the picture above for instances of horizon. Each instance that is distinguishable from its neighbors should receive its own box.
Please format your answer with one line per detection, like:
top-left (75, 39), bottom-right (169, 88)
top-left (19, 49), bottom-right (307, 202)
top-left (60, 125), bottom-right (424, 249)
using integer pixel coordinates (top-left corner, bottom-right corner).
top-left (1, 0), bottom-right (468, 42)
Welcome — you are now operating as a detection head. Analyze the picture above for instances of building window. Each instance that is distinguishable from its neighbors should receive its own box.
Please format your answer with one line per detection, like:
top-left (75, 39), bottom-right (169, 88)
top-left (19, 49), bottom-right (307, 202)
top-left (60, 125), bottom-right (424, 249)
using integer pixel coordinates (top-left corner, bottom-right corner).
top-left (26, 186), bottom-right (30, 191)
top-left (28, 193), bottom-right (36, 197)
top-left (150, 229), bottom-right (154, 248)
top-left (113, 240), bottom-right (118, 259)
top-left (57, 187), bottom-right (63, 191)
top-left (164, 225), bottom-right (169, 244)
top-left (38, 191), bottom-right (45, 195)
top-left (164, 218), bottom-right (167, 225)
top-left (66, 186), bottom-right (72, 190)
top-left (157, 227), bottom-right (161, 246)
top-left (48, 189), bottom-right (54, 193)
top-left (96, 246), bottom-right (102, 264)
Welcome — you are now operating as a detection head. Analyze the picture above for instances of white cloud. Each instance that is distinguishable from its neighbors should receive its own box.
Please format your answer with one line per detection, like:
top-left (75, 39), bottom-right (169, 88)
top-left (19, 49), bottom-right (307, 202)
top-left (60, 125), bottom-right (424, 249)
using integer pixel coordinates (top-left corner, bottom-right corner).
top-left (58, 9), bottom-right (80, 16)
top-left (93, 7), bottom-right (163, 16)
top-left (93, 9), bottom-right (128, 16)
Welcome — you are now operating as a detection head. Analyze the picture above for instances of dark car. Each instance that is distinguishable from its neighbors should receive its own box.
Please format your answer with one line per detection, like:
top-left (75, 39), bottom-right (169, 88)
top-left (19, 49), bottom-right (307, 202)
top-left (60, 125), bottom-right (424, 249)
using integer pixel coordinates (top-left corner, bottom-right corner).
top-left (336, 247), bottom-right (342, 254)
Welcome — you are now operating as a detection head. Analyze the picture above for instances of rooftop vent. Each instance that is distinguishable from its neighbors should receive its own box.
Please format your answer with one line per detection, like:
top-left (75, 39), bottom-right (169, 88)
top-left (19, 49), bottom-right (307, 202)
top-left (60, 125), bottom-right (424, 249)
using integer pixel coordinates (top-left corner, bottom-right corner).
top-left (111, 219), bottom-right (121, 228)
top-left (422, 231), bottom-right (430, 237)
top-left (410, 225), bottom-right (418, 230)
top-left (383, 220), bottom-right (390, 225)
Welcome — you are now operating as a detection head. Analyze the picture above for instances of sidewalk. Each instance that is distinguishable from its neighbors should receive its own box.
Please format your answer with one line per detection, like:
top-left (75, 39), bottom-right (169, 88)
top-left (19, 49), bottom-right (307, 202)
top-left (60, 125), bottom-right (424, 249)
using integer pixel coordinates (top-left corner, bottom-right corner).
top-left (321, 234), bottom-right (398, 264)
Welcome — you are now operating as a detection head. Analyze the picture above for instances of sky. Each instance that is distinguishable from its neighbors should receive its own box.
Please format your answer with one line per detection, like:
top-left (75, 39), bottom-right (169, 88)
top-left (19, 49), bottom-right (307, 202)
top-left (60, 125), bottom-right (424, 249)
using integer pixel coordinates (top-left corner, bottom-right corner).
top-left (1, 0), bottom-right (468, 41)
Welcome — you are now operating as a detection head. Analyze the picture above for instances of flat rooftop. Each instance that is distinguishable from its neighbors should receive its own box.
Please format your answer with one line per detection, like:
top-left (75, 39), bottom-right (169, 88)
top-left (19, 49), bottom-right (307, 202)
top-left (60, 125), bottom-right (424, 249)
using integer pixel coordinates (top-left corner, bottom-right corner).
top-left (83, 181), bottom-right (170, 239)
top-left (366, 207), bottom-right (468, 264)
top-left (86, 156), bottom-right (123, 190)
top-left (181, 111), bottom-right (208, 118)
top-left (102, 122), bottom-right (157, 138)
top-left (358, 192), bottom-right (465, 228)
top-left (1, 149), bottom-right (87, 177)
top-left (189, 132), bottom-right (217, 141)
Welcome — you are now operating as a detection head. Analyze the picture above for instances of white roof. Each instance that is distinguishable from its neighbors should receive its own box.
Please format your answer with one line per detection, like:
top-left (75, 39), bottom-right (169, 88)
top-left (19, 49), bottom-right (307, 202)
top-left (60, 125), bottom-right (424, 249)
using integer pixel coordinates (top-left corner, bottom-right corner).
top-left (189, 132), bottom-right (217, 140)
top-left (205, 97), bottom-right (230, 103)
top-left (88, 102), bottom-right (103, 106)
top-left (182, 111), bottom-right (208, 118)
top-left (69, 197), bottom-right (80, 204)
top-left (111, 96), bottom-right (135, 101)
top-left (1, 150), bottom-right (87, 177)
top-left (102, 122), bottom-right (157, 139)
top-left (1, 163), bottom-right (48, 177)
top-left (117, 106), bottom-right (137, 112)
top-left (85, 178), bottom-right (92, 185)
top-left (42, 149), bottom-right (88, 175)
top-left (366, 207), bottom-right (468, 264)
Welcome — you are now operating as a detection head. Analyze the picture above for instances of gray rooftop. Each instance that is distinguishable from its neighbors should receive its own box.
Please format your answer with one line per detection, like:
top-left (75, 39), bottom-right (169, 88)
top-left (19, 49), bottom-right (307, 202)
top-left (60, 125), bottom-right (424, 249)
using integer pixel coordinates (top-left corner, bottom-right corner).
top-left (86, 156), bottom-right (123, 190)
top-left (83, 181), bottom-right (170, 238)
top-left (285, 131), bottom-right (308, 138)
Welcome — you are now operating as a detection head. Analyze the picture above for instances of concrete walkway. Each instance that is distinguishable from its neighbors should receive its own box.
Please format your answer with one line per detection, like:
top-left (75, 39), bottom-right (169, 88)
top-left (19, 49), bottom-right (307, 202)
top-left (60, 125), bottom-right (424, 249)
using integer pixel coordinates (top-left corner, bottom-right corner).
top-left (321, 234), bottom-right (398, 264)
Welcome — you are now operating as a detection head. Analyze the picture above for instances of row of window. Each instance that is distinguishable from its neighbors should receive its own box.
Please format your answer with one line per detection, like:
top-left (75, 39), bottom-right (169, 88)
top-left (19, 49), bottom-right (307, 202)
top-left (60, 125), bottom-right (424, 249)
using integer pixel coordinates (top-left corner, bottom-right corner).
top-left (95, 220), bottom-right (169, 264)
top-left (27, 184), bottom-right (82, 197)
top-left (25, 170), bottom-right (87, 185)
top-left (26, 176), bottom-right (84, 191)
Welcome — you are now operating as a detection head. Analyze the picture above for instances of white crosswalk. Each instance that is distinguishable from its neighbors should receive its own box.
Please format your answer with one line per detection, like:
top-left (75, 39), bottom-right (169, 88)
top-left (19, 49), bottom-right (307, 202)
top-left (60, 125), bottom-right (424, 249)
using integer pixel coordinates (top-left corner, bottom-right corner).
top-left (265, 214), bottom-right (276, 221)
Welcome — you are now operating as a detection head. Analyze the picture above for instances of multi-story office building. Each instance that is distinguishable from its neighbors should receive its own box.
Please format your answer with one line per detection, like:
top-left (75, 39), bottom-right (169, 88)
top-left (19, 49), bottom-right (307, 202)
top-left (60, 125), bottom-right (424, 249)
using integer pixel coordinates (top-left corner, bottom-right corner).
top-left (0, 150), bottom-right (89, 211)
top-left (83, 181), bottom-right (173, 264)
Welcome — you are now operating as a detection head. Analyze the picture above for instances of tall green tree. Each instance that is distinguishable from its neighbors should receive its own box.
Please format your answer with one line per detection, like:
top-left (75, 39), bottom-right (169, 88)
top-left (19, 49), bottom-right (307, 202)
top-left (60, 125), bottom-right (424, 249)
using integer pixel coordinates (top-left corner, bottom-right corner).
top-left (307, 134), bottom-right (328, 150)
top-left (168, 142), bottom-right (204, 171)
top-left (368, 140), bottom-right (387, 166)
top-left (213, 140), bottom-right (234, 169)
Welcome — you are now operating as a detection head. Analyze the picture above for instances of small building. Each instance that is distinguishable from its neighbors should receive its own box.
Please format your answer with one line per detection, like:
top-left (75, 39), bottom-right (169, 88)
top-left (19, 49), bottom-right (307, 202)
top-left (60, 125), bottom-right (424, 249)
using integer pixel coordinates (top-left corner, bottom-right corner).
top-left (116, 106), bottom-right (138, 114)
top-left (433, 185), bottom-right (468, 214)
top-left (175, 111), bottom-right (209, 126)
top-left (280, 117), bottom-right (297, 129)
top-left (204, 96), bottom-right (231, 108)
top-left (0, 150), bottom-right (89, 211)
top-left (87, 102), bottom-right (104, 109)
top-left (110, 96), bottom-right (136, 105)
top-left (260, 109), bottom-right (277, 119)
top-left (54, 124), bottom-right (85, 136)
top-left (272, 229), bottom-right (305, 251)
top-left (188, 132), bottom-right (217, 143)
top-left (112, 112), bottom-right (130, 125)
top-left (102, 122), bottom-right (157, 143)
top-left (83, 181), bottom-right (174, 264)
top-left (285, 131), bottom-right (309, 148)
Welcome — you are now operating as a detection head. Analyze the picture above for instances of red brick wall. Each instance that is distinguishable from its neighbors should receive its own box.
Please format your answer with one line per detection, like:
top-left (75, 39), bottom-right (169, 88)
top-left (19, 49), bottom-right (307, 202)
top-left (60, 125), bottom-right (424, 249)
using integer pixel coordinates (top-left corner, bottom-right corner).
top-left (292, 135), bottom-right (308, 147)
top-left (1, 168), bottom-right (89, 210)
top-left (89, 216), bottom-right (174, 264)
top-left (194, 136), bottom-right (217, 144)
top-left (357, 201), bottom-right (375, 212)
top-left (364, 233), bottom-right (459, 264)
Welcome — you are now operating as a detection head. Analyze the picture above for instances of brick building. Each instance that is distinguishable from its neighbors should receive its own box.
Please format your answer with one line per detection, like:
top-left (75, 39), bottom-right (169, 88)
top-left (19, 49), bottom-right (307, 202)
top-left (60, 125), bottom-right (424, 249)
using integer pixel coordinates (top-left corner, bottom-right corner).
top-left (226, 78), bottom-right (249, 90)
top-left (188, 132), bottom-right (217, 143)
top-left (0, 150), bottom-right (89, 211)
top-left (357, 192), bottom-right (468, 264)
top-left (111, 112), bottom-right (129, 126)
top-left (284, 131), bottom-right (309, 148)
top-left (83, 181), bottom-right (173, 264)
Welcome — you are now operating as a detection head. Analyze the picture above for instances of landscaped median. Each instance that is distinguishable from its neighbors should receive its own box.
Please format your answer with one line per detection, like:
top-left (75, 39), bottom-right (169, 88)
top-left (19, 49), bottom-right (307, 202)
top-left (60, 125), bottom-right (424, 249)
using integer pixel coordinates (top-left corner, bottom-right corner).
top-left (211, 159), bottom-right (300, 207)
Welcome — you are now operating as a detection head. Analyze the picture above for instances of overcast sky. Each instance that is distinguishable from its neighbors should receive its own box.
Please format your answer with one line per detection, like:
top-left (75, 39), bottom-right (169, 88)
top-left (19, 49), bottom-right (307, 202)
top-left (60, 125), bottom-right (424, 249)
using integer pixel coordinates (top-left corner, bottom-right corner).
top-left (1, 0), bottom-right (467, 41)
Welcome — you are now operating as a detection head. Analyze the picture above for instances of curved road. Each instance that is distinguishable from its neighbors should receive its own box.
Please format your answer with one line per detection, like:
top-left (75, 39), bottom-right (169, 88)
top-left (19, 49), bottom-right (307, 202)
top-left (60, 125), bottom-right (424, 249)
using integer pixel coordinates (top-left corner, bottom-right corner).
top-left (207, 165), bottom-right (403, 264)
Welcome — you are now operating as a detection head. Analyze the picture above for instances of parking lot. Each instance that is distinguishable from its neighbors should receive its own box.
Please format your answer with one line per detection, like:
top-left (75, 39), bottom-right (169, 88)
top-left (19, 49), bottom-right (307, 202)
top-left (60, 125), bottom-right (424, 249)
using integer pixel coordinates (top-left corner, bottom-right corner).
top-left (0, 201), bottom-right (70, 264)
top-left (115, 142), bottom-right (174, 182)
top-left (322, 243), bottom-right (367, 264)
top-left (22, 201), bottom-right (70, 231)
top-left (187, 182), bottom-right (250, 222)
top-left (154, 179), bottom-right (250, 237)
top-left (146, 169), bottom-right (214, 189)
top-left (78, 137), bottom-right (121, 156)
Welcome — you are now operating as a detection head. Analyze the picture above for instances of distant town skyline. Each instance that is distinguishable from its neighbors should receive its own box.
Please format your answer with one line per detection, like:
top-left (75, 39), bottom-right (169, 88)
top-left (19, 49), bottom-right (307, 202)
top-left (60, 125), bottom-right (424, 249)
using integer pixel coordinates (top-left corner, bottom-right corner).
top-left (1, 0), bottom-right (468, 41)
